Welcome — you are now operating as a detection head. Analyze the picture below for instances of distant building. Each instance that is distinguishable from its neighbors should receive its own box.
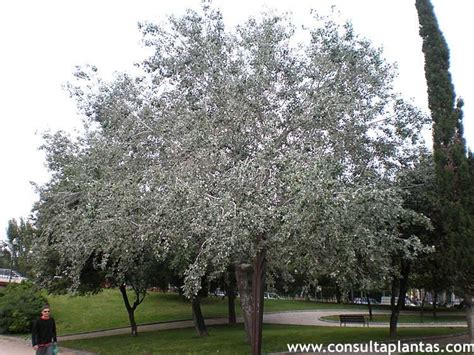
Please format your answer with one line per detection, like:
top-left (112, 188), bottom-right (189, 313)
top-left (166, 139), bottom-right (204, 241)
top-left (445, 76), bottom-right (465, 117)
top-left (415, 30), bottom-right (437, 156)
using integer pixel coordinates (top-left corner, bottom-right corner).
top-left (0, 268), bottom-right (28, 286)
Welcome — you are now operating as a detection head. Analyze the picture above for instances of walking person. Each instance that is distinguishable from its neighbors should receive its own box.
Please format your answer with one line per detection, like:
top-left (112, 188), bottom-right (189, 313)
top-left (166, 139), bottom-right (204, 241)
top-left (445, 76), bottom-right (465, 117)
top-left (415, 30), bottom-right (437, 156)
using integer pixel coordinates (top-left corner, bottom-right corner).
top-left (32, 305), bottom-right (57, 355)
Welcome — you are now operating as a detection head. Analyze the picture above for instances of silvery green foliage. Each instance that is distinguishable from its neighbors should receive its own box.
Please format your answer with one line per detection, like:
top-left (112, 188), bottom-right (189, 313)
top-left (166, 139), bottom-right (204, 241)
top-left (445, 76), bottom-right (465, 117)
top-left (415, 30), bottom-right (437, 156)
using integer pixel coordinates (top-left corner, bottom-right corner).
top-left (35, 5), bottom-right (429, 297)
top-left (137, 6), bottom-right (429, 296)
top-left (34, 75), bottom-right (166, 291)
top-left (277, 158), bottom-right (431, 292)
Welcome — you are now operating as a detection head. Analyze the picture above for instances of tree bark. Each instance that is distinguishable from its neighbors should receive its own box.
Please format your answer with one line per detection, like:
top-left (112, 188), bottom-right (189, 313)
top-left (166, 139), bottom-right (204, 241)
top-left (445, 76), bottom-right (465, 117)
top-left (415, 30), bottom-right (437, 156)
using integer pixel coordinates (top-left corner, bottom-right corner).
top-left (335, 284), bottom-right (343, 304)
top-left (465, 293), bottom-right (473, 344)
top-left (227, 268), bottom-right (237, 324)
top-left (389, 278), bottom-right (400, 337)
top-left (420, 289), bottom-right (427, 323)
top-left (119, 284), bottom-right (138, 336)
top-left (432, 291), bottom-right (438, 319)
top-left (251, 244), bottom-right (266, 355)
top-left (234, 236), bottom-right (267, 355)
top-left (235, 263), bottom-right (253, 344)
top-left (192, 296), bottom-right (208, 337)
top-left (389, 261), bottom-right (410, 337)
top-left (367, 293), bottom-right (373, 321)
top-left (228, 287), bottom-right (237, 325)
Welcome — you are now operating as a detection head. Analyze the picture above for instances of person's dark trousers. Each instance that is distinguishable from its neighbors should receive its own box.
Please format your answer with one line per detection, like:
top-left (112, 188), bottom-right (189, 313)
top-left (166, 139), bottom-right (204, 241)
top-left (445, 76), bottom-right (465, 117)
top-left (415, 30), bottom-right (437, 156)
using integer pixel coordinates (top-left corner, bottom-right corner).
top-left (36, 343), bottom-right (54, 355)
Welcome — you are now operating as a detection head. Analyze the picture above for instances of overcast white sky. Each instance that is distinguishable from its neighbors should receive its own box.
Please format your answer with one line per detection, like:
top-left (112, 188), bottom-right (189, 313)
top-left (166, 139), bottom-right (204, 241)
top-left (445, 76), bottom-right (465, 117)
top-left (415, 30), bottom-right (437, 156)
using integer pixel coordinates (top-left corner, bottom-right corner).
top-left (0, 0), bottom-right (472, 240)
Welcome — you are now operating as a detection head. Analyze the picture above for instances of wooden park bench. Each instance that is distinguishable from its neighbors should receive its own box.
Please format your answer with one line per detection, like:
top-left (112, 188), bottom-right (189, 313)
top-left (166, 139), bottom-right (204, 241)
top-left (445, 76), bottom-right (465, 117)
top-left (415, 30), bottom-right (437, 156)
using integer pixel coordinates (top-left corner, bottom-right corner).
top-left (339, 314), bottom-right (369, 327)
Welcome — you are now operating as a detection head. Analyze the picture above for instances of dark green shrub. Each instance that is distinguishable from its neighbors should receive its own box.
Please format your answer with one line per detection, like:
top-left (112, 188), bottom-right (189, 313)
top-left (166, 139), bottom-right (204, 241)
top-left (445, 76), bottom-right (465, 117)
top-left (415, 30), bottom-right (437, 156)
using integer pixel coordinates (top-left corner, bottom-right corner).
top-left (0, 282), bottom-right (47, 334)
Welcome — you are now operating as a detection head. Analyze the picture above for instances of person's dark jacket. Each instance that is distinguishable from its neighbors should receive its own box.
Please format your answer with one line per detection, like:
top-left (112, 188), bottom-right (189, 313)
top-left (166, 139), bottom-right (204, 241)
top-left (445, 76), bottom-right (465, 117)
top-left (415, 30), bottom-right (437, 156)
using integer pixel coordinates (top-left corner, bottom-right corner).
top-left (32, 317), bottom-right (57, 346)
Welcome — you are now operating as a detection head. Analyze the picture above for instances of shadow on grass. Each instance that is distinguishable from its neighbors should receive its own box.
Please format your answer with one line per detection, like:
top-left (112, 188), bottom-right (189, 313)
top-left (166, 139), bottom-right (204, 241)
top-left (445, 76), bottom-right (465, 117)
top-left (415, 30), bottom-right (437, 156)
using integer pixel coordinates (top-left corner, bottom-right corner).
top-left (61, 324), bottom-right (466, 354)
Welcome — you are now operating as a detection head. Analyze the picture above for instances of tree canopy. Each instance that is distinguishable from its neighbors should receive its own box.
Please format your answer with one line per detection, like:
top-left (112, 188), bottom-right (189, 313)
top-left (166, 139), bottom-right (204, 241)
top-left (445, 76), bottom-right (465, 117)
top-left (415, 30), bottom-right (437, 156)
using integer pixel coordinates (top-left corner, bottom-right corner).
top-left (34, 5), bottom-right (431, 352)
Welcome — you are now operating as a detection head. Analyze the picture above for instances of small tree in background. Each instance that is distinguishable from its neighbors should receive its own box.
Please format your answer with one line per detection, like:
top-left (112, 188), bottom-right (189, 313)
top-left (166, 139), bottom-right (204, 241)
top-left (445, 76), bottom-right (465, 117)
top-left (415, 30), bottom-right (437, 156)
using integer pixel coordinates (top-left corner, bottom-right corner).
top-left (6, 218), bottom-right (36, 277)
top-left (33, 130), bottom-right (164, 336)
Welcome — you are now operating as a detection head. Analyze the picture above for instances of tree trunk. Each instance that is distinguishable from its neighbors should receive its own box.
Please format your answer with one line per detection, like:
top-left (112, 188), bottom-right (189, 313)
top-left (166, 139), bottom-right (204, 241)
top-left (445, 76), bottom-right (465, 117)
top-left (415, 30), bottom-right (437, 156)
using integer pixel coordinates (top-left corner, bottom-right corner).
top-left (433, 291), bottom-right (438, 319)
top-left (126, 308), bottom-right (138, 337)
top-left (234, 242), bottom-right (267, 355)
top-left (389, 261), bottom-right (410, 337)
top-left (235, 263), bottom-right (253, 344)
top-left (251, 244), bottom-right (266, 355)
top-left (465, 294), bottom-right (473, 343)
top-left (228, 288), bottom-right (237, 325)
top-left (192, 296), bottom-right (208, 337)
top-left (119, 284), bottom-right (138, 336)
top-left (367, 293), bottom-right (373, 321)
top-left (227, 268), bottom-right (237, 325)
top-left (420, 289), bottom-right (427, 323)
top-left (389, 278), bottom-right (400, 337)
top-left (335, 284), bottom-right (343, 304)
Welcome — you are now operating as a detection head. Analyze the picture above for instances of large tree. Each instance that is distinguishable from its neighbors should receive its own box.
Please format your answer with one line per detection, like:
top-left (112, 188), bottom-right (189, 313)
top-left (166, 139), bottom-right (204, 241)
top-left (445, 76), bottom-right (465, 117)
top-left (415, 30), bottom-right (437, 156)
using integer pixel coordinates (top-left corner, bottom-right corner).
top-left (137, 7), bottom-right (428, 353)
top-left (36, 5), bottom-right (429, 354)
top-left (416, 0), bottom-right (474, 342)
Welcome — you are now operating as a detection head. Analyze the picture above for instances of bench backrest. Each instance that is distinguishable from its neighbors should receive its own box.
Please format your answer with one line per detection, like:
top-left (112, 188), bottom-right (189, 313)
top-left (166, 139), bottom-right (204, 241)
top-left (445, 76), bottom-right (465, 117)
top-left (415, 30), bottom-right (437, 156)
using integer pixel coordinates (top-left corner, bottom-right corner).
top-left (339, 315), bottom-right (366, 322)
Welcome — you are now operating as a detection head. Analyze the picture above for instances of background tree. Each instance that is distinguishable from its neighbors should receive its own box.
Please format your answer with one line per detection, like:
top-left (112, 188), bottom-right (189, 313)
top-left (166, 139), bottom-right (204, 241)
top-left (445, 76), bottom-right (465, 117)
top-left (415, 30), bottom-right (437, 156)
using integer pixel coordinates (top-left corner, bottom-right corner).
top-left (402, 153), bottom-right (451, 320)
top-left (416, 0), bottom-right (473, 342)
top-left (33, 127), bottom-right (164, 336)
top-left (5, 218), bottom-right (35, 277)
top-left (0, 247), bottom-right (10, 269)
top-left (385, 151), bottom-right (437, 336)
top-left (209, 267), bottom-right (238, 324)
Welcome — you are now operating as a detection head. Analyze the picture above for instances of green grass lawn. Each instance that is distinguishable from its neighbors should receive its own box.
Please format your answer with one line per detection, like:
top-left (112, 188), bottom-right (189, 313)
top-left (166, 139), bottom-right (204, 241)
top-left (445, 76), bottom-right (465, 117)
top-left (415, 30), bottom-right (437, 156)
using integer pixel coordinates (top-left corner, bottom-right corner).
top-left (49, 289), bottom-right (369, 335)
top-left (61, 324), bottom-right (466, 354)
top-left (51, 291), bottom-right (222, 335)
top-left (321, 314), bottom-right (466, 323)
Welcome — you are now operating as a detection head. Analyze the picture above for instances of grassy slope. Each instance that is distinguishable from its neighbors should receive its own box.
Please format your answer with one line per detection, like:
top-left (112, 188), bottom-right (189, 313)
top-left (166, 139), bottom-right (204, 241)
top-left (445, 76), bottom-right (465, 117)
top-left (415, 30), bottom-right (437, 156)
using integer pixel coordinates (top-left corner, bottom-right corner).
top-left (51, 290), bottom-right (466, 354)
top-left (49, 289), bottom-right (369, 335)
top-left (61, 324), bottom-right (466, 354)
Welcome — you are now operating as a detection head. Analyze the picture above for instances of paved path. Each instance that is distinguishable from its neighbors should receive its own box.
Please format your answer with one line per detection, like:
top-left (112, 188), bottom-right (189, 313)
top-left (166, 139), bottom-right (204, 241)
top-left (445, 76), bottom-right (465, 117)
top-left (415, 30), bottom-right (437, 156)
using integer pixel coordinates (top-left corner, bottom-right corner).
top-left (0, 336), bottom-right (34, 355)
top-left (0, 310), bottom-right (468, 354)
top-left (0, 336), bottom-right (94, 355)
top-left (264, 309), bottom-right (467, 328)
top-left (266, 310), bottom-right (468, 355)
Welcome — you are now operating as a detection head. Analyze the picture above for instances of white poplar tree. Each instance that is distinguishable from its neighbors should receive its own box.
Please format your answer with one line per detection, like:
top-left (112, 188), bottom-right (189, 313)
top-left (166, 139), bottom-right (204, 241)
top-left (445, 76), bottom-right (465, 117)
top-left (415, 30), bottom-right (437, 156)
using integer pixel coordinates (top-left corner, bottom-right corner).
top-left (34, 5), bottom-right (431, 353)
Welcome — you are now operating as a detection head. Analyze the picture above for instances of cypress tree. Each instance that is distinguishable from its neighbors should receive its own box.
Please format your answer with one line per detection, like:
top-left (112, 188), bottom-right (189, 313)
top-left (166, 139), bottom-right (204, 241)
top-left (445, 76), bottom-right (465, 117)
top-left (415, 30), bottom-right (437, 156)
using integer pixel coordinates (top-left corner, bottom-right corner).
top-left (415, 0), bottom-right (473, 342)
